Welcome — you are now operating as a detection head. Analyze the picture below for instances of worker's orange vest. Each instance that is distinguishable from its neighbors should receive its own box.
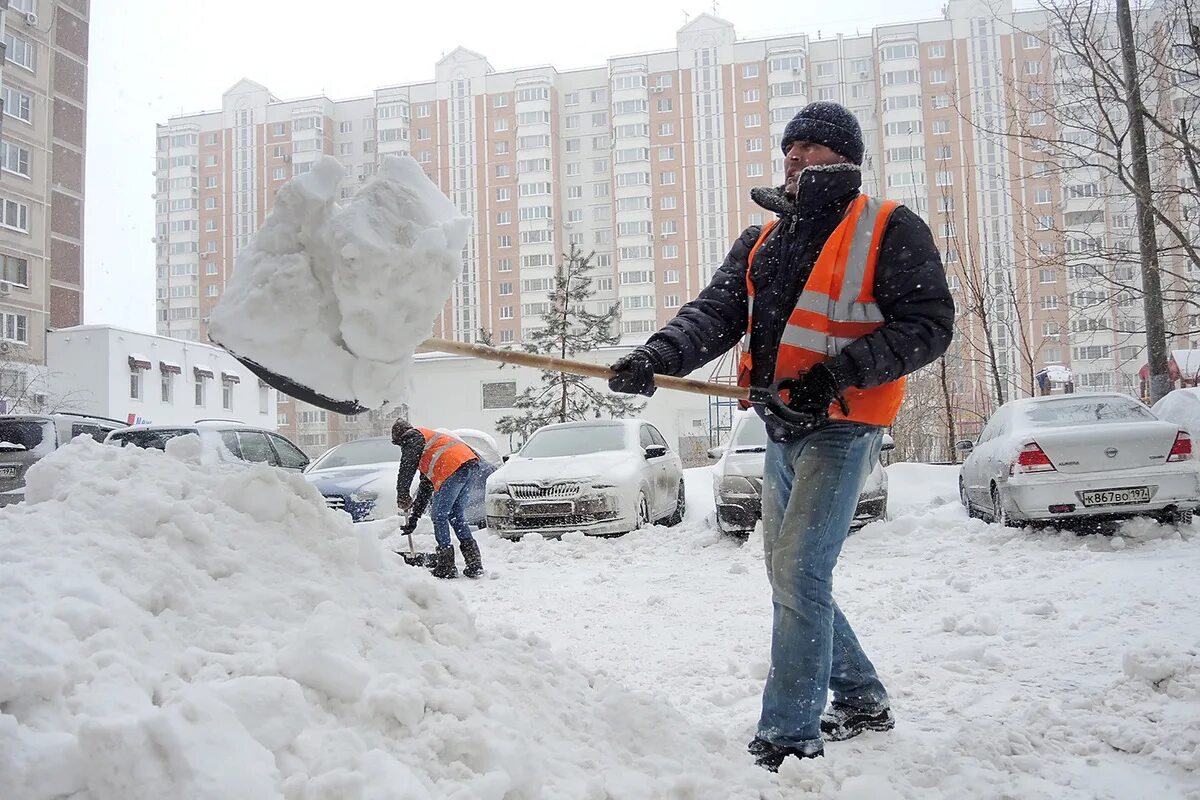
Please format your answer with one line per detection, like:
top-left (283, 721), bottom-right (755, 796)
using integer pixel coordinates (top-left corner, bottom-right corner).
top-left (415, 427), bottom-right (477, 491)
top-left (737, 194), bottom-right (906, 427)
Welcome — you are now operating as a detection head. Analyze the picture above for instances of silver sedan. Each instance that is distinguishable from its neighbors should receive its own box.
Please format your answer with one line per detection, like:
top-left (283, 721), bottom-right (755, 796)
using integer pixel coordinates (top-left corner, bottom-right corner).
top-left (957, 393), bottom-right (1200, 527)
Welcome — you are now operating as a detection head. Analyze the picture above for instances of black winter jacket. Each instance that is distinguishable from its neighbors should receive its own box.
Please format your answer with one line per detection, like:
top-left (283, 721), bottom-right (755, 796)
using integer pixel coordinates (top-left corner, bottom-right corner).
top-left (395, 428), bottom-right (435, 521)
top-left (645, 165), bottom-right (954, 438)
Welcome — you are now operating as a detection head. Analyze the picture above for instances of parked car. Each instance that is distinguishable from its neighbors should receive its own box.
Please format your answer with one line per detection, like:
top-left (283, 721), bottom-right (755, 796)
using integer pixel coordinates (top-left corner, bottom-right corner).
top-left (486, 419), bottom-right (685, 539)
top-left (105, 421), bottom-right (310, 473)
top-left (1151, 387), bottom-right (1200, 441)
top-left (0, 413), bottom-right (128, 507)
top-left (957, 393), bottom-right (1200, 527)
top-left (707, 410), bottom-right (894, 536)
top-left (303, 428), bottom-right (501, 524)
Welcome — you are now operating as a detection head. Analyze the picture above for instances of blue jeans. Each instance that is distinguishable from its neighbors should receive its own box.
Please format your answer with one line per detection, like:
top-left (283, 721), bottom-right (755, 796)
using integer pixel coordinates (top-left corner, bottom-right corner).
top-left (431, 461), bottom-right (479, 549)
top-left (757, 422), bottom-right (889, 752)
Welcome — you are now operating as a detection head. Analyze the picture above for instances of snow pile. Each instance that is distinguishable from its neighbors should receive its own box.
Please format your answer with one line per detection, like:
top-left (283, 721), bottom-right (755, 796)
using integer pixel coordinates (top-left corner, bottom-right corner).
top-left (0, 437), bottom-right (773, 799)
top-left (209, 155), bottom-right (470, 409)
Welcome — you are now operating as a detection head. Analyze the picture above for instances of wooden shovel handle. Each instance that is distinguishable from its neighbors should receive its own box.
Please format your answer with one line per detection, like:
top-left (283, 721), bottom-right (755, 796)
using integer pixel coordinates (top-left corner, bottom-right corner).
top-left (417, 337), bottom-right (749, 400)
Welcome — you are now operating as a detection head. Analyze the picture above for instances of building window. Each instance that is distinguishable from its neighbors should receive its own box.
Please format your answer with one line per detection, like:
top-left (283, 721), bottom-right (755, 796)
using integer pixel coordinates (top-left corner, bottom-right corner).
top-left (494, 119), bottom-right (509, 132)
top-left (130, 370), bottom-right (143, 400)
top-left (194, 377), bottom-right (206, 406)
top-left (1042, 321), bottom-right (1060, 338)
top-left (743, 63), bottom-right (760, 78)
top-left (0, 142), bottom-right (30, 177)
top-left (4, 32), bottom-right (36, 71)
top-left (498, 235), bottom-right (512, 248)
top-left (0, 254), bottom-right (29, 286)
top-left (928, 44), bottom-right (946, 58)
top-left (222, 382), bottom-right (234, 410)
top-left (1041, 295), bottom-right (1059, 310)
top-left (1035, 188), bottom-right (1052, 204)
top-left (1024, 61), bottom-right (1041, 75)
top-left (0, 199), bottom-right (29, 232)
top-left (1039, 268), bottom-right (1057, 283)
top-left (660, 171), bottom-right (676, 185)
top-left (2, 86), bottom-right (32, 123)
top-left (481, 381), bottom-right (517, 409)
top-left (932, 120), bottom-right (951, 135)
top-left (0, 312), bottom-right (27, 344)
top-left (744, 89), bottom-right (761, 103)
top-left (935, 171), bottom-right (953, 187)
top-left (930, 69), bottom-right (947, 84)
top-left (499, 282), bottom-right (513, 295)
top-left (747, 163), bottom-right (764, 178)
top-left (746, 138), bottom-right (763, 152)
top-left (161, 374), bottom-right (174, 403)
top-left (663, 245), bottom-right (679, 259)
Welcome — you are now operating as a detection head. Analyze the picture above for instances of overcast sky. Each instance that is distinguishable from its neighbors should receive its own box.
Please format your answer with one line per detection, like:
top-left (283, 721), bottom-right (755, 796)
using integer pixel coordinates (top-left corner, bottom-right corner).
top-left (84, 0), bottom-right (950, 333)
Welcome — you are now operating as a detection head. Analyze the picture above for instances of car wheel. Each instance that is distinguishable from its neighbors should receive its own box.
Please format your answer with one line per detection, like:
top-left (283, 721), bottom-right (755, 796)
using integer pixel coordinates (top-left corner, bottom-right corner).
top-left (961, 478), bottom-right (980, 519)
top-left (634, 491), bottom-right (651, 531)
top-left (664, 481), bottom-right (686, 526)
top-left (991, 484), bottom-right (1019, 528)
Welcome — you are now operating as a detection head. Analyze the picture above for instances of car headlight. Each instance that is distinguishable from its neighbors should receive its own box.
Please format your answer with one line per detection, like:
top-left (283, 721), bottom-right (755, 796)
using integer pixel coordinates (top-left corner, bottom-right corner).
top-left (488, 483), bottom-right (508, 495)
top-left (719, 476), bottom-right (757, 495)
top-left (350, 490), bottom-right (378, 504)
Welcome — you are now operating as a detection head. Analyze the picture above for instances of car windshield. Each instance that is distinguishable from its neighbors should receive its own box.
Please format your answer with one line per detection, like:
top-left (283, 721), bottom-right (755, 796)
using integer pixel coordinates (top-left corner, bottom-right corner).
top-left (1021, 398), bottom-right (1153, 428)
top-left (108, 428), bottom-right (197, 450)
top-left (731, 416), bottom-right (768, 450)
top-left (520, 425), bottom-right (627, 458)
top-left (0, 419), bottom-right (53, 453)
top-left (309, 439), bottom-right (401, 470)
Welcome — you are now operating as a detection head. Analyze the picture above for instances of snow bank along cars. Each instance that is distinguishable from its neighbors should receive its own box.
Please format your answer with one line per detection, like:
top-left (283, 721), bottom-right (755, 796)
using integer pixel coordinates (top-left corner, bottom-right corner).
top-left (486, 419), bottom-right (685, 538)
top-left (302, 429), bottom-right (501, 524)
top-left (708, 410), bottom-right (894, 536)
top-left (957, 393), bottom-right (1200, 526)
top-left (0, 413), bottom-right (128, 506)
top-left (105, 420), bottom-right (310, 472)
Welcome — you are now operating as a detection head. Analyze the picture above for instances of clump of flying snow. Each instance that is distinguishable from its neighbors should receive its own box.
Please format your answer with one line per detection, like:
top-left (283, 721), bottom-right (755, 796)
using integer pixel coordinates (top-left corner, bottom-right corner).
top-left (209, 155), bottom-right (470, 409)
top-left (0, 438), bottom-right (773, 800)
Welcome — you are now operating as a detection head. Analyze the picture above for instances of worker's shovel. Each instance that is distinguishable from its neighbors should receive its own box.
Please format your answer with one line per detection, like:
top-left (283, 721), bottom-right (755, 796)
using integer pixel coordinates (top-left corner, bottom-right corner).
top-left (396, 517), bottom-right (436, 569)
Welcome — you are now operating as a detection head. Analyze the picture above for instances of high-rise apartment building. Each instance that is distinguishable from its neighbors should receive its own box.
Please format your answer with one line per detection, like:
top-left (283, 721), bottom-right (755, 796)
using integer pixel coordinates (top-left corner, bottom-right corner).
top-left (0, 0), bottom-right (89, 411)
top-left (156, 0), bottom-right (1191, 451)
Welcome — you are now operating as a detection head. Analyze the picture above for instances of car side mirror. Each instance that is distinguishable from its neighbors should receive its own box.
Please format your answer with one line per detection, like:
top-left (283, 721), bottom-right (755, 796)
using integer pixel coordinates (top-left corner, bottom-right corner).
top-left (644, 444), bottom-right (668, 459)
top-left (706, 445), bottom-right (726, 460)
top-left (880, 434), bottom-right (895, 452)
top-left (954, 439), bottom-right (975, 452)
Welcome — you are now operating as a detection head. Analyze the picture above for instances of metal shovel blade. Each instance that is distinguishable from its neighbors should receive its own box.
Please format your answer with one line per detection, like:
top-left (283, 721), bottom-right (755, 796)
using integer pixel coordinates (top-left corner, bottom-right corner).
top-left (212, 337), bottom-right (369, 416)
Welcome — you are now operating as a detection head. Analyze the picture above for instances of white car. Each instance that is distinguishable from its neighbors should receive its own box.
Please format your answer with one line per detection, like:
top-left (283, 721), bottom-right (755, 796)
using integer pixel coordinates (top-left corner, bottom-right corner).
top-left (486, 419), bottom-right (685, 538)
top-left (1151, 388), bottom-right (1200, 442)
top-left (957, 393), bottom-right (1200, 527)
top-left (105, 421), bottom-right (310, 472)
top-left (708, 410), bottom-right (893, 536)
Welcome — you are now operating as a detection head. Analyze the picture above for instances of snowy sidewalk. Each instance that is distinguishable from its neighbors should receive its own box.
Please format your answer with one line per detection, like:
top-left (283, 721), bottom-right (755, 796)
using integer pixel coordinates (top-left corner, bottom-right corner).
top-left (393, 464), bottom-right (1200, 799)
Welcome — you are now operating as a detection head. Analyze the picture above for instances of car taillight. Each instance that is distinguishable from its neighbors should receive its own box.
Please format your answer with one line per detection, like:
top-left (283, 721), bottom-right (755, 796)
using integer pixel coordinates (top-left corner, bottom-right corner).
top-left (1168, 431), bottom-right (1193, 462)
top-left (1011, 441), bottom-right (1056, 474)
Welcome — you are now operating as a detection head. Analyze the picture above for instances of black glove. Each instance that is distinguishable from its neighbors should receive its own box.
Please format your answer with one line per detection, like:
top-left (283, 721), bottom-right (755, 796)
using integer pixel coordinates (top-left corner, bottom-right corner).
top-left (778, 363), bottom-right (845, 419)
top-left (608, 346), bottom-right (662, 396)
top-left (401, 518), bottom-right (417, 535)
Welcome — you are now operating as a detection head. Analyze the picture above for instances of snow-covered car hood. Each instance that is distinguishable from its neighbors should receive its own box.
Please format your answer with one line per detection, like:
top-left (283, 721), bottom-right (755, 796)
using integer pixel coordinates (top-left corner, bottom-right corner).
top-left (719, 450), bottom-right (765, 479)
top-left (304, 462), bottom-right (397, 493)
top-left (491, 451), bottom-right (640, 486)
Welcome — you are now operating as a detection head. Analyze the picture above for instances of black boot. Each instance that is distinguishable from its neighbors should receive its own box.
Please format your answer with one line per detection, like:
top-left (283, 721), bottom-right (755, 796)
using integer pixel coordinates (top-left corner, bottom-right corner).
top-left (460, 539), bottom-right (484, 578)
top-left (819, 703), bottom-right (895, 742)
top-left (431, 545), bottom-right (458, 579)
top-left (747, 736), bottom-right (823, 772)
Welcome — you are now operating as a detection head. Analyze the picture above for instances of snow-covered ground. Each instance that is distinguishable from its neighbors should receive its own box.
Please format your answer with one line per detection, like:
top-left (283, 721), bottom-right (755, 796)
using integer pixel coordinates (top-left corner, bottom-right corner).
top-left (4, 439), bottom-right (1199, 798)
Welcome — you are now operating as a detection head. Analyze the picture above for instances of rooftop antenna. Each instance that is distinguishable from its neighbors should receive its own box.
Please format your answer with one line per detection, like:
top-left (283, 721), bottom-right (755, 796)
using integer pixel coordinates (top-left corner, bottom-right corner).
top-left (712, 1), bottom-right (718, 15)
top-left (682, 8), bottom-right (689, 23)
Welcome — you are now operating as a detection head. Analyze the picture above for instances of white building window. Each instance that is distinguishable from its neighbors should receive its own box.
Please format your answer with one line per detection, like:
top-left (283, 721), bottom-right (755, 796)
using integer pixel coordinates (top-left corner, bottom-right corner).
top-left (746, 138), bottom-right (763, 152)
top-left (1, 198), bottom-right (29, 232)
top-left (4, 32), bottom-right (36, 71)
top-left (130, 370), bottom-right (143, 400)
top-left (0, 312), bottom-right (27, 344)
top-left (222, 382), bottom-right (234, 410)
top-left (0, 142), bottom-right (30, 177)
top-left (2, 86), bottom-right (32, 123)
top-left (161, 374), bottom-right (174, 403)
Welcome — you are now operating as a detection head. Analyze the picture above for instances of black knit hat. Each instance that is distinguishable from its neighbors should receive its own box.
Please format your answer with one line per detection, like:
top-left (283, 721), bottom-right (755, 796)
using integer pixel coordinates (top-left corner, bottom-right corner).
top-left (780, 101), bottom-right (864, 166)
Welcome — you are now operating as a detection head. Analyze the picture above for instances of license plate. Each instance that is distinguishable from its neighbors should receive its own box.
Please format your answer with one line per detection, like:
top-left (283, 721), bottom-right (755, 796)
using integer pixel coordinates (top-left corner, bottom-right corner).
top-left (0, 466), bottom-right (16, 479)
top-left (518, 501), bottom-right (573, 516)
top-left (1078, 486), bottom-right (1153, 507)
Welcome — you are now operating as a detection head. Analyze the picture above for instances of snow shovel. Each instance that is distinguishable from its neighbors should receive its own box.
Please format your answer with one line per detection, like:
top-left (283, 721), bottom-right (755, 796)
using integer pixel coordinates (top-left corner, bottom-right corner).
top-left (397, 518), bottom-right (436, 569)
top-left (231, 335), bottom-right (818, 427)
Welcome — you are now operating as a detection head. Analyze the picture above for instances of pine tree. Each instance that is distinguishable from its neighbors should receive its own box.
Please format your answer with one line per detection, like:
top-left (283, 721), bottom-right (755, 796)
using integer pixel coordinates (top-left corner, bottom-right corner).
top-left (496, 244), bottom-right (644, 445)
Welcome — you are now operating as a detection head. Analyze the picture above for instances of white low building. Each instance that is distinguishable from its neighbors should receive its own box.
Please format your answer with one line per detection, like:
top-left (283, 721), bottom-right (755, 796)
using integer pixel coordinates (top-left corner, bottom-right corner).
top-left (45, 325), bottom-right (276, 429)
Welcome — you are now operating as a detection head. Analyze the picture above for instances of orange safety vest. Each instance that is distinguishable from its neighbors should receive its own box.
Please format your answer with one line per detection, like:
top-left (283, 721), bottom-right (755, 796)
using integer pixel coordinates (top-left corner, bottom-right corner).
top-left (415, 427), bottom-right (478, 491)
top-left (737, 194), bottom-right (906, 427)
